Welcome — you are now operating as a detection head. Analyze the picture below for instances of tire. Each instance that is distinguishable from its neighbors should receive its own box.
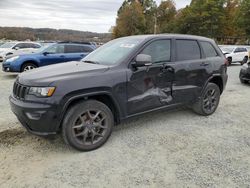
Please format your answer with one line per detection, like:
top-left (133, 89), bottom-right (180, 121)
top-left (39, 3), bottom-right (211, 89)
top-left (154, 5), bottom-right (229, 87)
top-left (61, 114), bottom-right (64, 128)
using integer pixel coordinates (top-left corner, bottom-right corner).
top-left (240, 78), bottom-right (248, 84)
top-left (21, 63), bottom-right (37, 72)
top-left (192, 83), bottom-right (221, 116)
top-left (241, 56), bottom-right (248, 65)
top-left (62, 100), bottom-right (114, 151)
top-left (227, 57), bottom-right (232, 66)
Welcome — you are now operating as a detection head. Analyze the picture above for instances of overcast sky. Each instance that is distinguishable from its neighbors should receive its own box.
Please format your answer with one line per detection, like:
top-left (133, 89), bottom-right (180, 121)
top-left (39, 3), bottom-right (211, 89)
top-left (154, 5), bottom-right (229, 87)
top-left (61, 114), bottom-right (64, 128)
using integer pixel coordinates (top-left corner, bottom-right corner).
top-left (0, 0), bottom-right (191, 33)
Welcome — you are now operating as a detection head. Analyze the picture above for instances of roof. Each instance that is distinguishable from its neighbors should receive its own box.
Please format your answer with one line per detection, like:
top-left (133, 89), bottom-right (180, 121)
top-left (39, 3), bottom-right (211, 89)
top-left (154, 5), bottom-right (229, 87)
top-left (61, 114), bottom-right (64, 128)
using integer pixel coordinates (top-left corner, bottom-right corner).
top-left (120, 34), bottom-right (214, 42)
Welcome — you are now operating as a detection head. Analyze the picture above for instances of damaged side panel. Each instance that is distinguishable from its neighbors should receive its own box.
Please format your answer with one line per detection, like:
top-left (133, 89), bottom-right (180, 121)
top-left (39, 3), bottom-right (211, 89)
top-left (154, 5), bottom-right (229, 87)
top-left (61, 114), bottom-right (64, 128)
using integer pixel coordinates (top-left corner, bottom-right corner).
top-left (127, 65), bottom-right (174, 115)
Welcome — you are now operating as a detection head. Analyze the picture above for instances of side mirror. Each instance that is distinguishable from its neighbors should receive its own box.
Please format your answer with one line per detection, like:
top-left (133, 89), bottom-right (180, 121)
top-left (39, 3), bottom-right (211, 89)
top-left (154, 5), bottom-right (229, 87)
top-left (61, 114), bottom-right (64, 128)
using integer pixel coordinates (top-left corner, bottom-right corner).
top-left (43, 52), bottom-right (49, 56)
top-left (134, 54), bottom-right (152, 67)
top-left (14, 47), bottom-right (20, 50)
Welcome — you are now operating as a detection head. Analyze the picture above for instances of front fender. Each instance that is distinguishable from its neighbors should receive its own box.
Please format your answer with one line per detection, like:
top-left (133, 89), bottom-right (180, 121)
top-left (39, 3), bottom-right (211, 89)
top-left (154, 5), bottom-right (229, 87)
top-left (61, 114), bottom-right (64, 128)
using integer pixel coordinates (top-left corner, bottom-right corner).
top-left (56, 90), bottom-right (122, 130)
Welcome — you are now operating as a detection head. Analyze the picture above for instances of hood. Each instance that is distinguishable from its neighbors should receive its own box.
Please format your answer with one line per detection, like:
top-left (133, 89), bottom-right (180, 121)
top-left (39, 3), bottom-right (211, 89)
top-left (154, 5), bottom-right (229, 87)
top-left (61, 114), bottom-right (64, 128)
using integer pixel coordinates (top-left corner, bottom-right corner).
top-left (18, 61), bottom-right (109, 86)
top-left (0, 48), bottom-right (12, 55)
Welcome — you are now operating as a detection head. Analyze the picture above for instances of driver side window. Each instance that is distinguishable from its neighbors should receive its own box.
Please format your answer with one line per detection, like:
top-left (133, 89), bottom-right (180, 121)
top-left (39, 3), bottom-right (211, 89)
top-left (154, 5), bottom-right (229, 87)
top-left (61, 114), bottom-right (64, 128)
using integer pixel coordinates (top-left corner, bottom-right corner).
top-left (140, 40), bottom-right (171, 63)
top-left (46, 45), bottom-right (65, 54)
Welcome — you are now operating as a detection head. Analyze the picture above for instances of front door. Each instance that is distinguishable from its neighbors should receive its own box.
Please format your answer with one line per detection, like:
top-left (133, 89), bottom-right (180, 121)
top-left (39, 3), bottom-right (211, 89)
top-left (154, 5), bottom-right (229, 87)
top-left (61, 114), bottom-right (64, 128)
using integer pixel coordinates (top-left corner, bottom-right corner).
top-left (40, 44), bottom-right (66, 66)
top-left (127, 39), bottom-right (174, 115)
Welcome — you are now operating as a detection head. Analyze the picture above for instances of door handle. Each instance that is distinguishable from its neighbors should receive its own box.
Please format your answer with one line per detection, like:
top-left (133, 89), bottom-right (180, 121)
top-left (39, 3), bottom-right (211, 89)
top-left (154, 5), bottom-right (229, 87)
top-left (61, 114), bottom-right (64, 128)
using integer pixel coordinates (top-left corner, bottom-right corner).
top-left (162, 65), bottom-right (175, 73)
top-left (60, 55), bottom-right (65, 58)
top-left (200, 62), bottom-right (209, 66)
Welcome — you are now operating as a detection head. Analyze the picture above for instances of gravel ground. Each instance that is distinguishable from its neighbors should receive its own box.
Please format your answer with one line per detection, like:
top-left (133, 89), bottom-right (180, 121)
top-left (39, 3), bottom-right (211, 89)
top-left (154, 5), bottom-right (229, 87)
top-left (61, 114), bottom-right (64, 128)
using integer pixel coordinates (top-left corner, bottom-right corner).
top-left (0, 65), bottom-right (250, 188)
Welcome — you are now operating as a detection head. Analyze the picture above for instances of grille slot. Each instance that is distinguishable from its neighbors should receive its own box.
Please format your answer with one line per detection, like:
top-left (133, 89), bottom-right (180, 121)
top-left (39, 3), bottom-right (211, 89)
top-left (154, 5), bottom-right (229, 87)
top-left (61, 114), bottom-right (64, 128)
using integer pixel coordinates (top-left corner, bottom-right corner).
top-left (13, 82), bottom-right (29, 100)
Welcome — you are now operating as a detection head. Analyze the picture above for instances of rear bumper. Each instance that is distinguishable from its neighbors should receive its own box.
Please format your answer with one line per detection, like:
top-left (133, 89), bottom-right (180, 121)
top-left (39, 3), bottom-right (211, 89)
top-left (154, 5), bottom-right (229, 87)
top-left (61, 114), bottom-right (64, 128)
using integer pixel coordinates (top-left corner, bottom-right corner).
top-left (9, 95), bottom-right (61, 135)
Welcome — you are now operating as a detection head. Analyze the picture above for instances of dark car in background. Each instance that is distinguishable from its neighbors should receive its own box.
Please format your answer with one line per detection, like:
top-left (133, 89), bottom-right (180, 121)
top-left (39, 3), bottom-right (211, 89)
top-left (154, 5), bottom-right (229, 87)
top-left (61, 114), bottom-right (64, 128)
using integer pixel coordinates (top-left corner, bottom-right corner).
top-left (240, 62), bottom-right (250, 84)
top-left (2, 42), bottom-right (96, 72)
top-left (10, 34), bottom-right (228, 151)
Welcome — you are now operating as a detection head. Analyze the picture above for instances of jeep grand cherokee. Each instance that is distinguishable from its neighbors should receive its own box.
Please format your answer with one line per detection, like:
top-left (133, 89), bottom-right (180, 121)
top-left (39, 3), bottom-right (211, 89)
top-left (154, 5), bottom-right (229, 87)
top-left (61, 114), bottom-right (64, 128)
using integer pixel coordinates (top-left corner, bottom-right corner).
top-left (10, 34), bottom-right (228, 151)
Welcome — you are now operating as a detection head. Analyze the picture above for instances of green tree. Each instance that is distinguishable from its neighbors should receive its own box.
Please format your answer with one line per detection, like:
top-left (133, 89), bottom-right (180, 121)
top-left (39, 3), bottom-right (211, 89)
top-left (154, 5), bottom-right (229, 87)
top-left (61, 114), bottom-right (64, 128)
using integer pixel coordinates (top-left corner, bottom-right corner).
top-left (238, 0), bottom-right (250, 37)
top-left (113, 1), bottom-right (146, 38)
top-left (173, 0), bottom-right (225, 38)
top-left (157, 0), bottom-right (177, 33)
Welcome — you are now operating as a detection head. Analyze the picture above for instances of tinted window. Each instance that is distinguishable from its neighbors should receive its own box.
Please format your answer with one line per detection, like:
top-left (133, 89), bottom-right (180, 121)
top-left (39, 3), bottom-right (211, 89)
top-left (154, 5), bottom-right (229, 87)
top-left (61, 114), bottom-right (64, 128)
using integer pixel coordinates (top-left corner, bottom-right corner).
top-left (200, 41), bottom-right (218, 58)
top-left (141, 40), bottom-right (171, 63)
top-left (65, 45), bottom-right (93, 53)
top-left (15, 43), bottom-right (27, 49)
top-left (29, 43), bottom-right (41, 48)
top-left (176, 40), bottom-right (201, 61)
top-left (235, 48), bottom-right (247, 53)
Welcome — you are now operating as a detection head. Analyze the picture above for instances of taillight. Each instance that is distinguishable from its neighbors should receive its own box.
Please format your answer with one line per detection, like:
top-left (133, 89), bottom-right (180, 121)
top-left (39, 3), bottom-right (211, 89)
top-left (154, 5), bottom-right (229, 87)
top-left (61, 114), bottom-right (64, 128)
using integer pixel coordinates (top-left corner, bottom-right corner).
top-left (224, 58), bottom-right (229, 66)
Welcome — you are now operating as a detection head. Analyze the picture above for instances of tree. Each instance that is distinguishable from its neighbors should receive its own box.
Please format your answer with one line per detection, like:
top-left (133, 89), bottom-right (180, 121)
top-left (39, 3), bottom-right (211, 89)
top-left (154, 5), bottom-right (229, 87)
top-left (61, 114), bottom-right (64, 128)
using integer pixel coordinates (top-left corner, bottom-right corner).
top-left (238, 0), bottom-right (250, 37)
top-left (113, 1), bottom-right (146, 38)
top-left (173, 0), bottom-right (225, 38)
top-left (157, 0), bottom-right (177, 33)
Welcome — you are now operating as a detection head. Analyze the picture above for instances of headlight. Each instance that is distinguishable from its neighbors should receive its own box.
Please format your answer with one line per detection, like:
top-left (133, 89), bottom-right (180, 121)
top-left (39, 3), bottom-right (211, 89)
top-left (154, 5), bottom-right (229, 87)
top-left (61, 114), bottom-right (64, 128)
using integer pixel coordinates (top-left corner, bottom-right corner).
top-left (6, 56), bottom-right (19, 62)
top-left (28, 87), bottom-right (56, 97)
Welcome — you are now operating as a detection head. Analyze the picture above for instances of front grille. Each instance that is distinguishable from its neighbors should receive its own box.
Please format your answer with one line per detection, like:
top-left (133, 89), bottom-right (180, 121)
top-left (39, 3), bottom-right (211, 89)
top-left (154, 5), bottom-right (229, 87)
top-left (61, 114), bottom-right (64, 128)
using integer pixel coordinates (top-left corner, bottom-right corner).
top-left (13, 82), bottom-right (29, 100)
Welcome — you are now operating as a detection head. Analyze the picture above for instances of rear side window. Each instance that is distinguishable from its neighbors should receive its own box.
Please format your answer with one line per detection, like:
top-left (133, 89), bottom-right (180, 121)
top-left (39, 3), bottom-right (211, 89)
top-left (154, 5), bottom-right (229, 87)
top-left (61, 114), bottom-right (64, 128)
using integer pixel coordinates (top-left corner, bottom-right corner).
top-left (200, 41), bottom-right (218, 58)
top-left (176, 40), bottom-right (201, 61)
top-left (65, 45), bottom-right (94, 53)
top-left (141, 40), bottom-right (171, 63)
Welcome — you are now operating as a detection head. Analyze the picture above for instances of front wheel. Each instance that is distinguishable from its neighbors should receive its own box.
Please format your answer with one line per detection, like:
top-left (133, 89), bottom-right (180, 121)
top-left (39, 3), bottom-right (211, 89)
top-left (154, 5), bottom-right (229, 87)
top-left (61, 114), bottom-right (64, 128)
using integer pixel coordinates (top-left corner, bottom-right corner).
top-left (192, 83), bottom-right (221, 116)
top-left (62, 100), bottom-right (114, 151)
top-left (21, 63), bottom-right (37, 72)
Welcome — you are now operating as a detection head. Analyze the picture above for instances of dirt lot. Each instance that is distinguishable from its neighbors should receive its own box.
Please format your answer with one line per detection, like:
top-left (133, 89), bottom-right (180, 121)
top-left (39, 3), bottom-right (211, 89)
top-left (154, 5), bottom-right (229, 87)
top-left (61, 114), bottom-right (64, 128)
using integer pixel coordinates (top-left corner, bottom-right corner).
top-left (0, 65), bottom-right (250, 188)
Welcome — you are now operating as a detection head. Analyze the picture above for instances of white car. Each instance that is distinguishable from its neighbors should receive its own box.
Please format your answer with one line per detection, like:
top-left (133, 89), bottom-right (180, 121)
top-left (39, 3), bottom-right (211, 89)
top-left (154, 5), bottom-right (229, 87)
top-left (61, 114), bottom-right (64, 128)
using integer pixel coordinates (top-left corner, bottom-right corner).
top-left (220, 46), bottom-right (249, 65)
top-left (0, 42), bottom-right (41, 62)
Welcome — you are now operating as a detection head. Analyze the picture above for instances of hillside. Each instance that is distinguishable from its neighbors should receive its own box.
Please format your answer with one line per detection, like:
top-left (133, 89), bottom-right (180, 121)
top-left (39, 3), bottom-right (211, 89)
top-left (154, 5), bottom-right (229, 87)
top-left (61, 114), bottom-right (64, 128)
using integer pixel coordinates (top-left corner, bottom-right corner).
top-left (0, 27), bottom-right (111, 42)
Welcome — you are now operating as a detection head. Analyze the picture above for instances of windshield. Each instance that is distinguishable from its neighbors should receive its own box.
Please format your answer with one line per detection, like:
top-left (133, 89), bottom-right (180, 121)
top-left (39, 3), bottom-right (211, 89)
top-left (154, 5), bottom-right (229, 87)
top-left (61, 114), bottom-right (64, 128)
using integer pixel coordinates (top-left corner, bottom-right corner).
top-left (0, 42), bottom-right (16, 49)
top-left (221, 47), bottom-right (234, 53)
top-left (36, 43), bottom-right (55, 53)
top-left (82, 37), bottom-right (143, 65)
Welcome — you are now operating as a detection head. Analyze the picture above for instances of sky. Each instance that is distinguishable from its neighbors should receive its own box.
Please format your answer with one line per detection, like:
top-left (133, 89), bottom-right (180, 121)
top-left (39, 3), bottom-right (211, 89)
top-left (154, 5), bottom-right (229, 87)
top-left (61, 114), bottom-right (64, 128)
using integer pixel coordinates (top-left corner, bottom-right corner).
top-left (0, 0), bottom-right (191, 33)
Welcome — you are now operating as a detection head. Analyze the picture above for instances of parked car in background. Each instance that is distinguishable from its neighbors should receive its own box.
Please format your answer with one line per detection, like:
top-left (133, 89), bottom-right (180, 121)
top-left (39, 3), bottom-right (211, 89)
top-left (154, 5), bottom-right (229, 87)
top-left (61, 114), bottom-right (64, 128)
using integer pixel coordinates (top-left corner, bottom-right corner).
top-left (0, 41), bottom-right (41, 63)
top-left (220, 46), bottom-right (249, 65)
top-left (9, 34), bottom-right (228, 151)
top-left (239, 62), bottom-right (250, 84)
top-left (2, 42), bottom-right (96, 72)
top-left (0, 42), bottom-right (5, 47)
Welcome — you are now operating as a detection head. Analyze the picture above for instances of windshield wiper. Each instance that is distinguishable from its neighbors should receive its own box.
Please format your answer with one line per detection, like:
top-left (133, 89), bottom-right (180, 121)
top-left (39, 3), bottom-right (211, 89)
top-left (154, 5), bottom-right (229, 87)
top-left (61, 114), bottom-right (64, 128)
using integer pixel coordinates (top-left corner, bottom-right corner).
top-left (83, 60), bottom-right (99, 64)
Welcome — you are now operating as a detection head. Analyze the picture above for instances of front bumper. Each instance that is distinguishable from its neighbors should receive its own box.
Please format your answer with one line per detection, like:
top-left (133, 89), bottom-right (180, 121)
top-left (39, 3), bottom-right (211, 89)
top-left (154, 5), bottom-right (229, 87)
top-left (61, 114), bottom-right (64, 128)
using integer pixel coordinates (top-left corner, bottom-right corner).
top-left (240, 68), bottom-right (250, 81)
top-left (2, 63), bottom-right (14, 72)
top-left (9, 95), bottom-right (61, 135)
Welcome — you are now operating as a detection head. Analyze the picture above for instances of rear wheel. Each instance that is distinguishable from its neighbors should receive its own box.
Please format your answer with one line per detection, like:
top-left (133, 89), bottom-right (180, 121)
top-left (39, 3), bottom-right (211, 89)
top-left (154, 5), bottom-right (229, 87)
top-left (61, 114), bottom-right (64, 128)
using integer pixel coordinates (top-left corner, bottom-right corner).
top-left (192, 83), bottom-right (221, 116)
top-left (21, 63), bottom-right (37, 72)
top-left (62, 100), bottom-right (114, 151)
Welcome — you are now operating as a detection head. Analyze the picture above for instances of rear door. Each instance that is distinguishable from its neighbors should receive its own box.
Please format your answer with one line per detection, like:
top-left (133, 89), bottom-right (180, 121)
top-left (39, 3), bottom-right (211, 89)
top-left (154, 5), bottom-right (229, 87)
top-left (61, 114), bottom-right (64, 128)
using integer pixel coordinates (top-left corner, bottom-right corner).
top-left (127, 39), bottom-right (175, 115)
top-left (172, 39), bottom-right (212, 104)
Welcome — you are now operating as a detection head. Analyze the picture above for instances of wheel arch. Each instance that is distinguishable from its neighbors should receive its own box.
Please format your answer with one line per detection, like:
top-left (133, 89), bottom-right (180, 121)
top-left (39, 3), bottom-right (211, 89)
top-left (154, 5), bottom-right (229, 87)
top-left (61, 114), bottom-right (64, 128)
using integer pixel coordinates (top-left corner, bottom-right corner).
top-left (59, 92), bottom-right (122, 129)
top-left (21, 60), bottom-right (39, 70)
top-left (207, 75), bottom-right (224, 94)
